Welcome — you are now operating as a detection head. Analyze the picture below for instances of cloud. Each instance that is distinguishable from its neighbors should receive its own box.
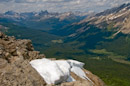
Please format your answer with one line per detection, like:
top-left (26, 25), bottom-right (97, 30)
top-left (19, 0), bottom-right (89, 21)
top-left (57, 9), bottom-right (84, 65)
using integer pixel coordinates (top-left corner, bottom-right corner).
top-left (14, 0), bottom-right (39, 3)
top-left (13, 0), bottom-right (73, 3)
top-left (0, 0), bottom-right (130, 13)
top-left (0, 0), bottom-right (12, 2)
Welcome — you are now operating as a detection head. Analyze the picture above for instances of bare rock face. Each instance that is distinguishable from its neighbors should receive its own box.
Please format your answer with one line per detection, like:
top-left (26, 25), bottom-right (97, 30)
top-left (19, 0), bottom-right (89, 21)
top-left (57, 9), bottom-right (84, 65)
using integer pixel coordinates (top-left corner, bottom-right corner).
top-left (0, 32), bottom-right (105, 86)
top-left (0, 32), bottom-right (46, 86)
top-left (0, 32), bottom-right (45, 61)
top-left (60, 70), bottom-right (105, 86)
top-left (0, 58), bottom-right (46, 86)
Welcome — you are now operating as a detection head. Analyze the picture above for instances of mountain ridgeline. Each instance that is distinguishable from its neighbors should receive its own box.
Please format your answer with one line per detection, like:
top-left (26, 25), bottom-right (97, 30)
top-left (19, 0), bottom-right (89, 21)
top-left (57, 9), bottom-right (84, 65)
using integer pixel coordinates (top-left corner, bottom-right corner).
top-left (0, 10), bottom-right (87, 31)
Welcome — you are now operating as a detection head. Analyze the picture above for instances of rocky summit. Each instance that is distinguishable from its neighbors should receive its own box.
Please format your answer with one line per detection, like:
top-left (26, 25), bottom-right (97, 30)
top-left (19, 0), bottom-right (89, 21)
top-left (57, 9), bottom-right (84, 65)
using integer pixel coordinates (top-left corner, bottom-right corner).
top-left (0, 32), bottom-right (105, 86)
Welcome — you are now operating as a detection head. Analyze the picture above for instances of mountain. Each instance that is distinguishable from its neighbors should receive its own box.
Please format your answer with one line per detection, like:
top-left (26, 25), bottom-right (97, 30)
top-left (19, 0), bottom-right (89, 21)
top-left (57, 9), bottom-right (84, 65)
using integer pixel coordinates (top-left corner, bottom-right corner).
top-left (53, 3), bottom-right (130, 59)
top-left (79, 3), bottom-right (130, 34)
top-left (0, 10), bottom-right (88, 32)
top-left (0, 10), bottom-right (89, 52)
top-left (23, 11), bottom-right (86, 31)
top-left (95, 3), bottom-right (130, 16)
top-left (56, 3), bottom-right (130, 36)
top-left (0, 32), bottom-right (105, 86)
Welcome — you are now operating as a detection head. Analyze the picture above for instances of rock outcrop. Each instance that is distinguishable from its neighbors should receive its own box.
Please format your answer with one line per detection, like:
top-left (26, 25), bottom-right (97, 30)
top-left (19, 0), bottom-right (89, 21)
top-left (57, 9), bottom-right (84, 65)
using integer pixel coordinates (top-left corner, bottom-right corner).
top-left (0, 58), bottom-right (46, 86)
top-left (0, 32), bottom-right (105, 86)
top-left (61, 69), bottom-right (104, 86)
top-left (0, 32), bottom-right (46, 86)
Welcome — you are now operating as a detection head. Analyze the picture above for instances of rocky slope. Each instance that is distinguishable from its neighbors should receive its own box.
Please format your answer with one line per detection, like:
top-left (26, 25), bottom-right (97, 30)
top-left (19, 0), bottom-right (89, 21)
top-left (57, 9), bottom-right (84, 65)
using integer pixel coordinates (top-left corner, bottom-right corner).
top-left (56, 3), bottom-right (130, 37)
top-left (0, 32), bottom-right (105, 86)
top-left (79, 3), bottom-right (130, 35)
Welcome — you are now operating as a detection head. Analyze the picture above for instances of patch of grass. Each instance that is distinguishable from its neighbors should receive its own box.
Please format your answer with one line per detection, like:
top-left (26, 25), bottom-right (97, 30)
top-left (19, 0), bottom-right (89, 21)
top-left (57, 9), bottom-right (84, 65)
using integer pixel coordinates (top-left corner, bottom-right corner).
top-left (51, 39), bottom-right (63, 43)
top-left (89, 49), bottom-right (113, 55)
top-left (107, 23), bottom-right (114, 31)
top-left (83, 58), bottom-right (130, 86)
top-left (89, 49), bottom-right (130, 65)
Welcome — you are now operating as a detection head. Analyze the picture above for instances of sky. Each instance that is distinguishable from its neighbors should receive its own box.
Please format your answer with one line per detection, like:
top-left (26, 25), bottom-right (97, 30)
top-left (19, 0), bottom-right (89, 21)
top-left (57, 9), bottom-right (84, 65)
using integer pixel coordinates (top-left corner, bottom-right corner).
top-left (0, 0), bottom-right (130, 13)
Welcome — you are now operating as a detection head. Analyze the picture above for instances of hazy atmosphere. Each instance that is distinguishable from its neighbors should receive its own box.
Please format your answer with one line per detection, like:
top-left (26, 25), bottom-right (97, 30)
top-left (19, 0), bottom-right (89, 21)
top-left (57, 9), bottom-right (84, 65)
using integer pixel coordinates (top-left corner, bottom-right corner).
top-left (0, 0), bottom-right (130, 13)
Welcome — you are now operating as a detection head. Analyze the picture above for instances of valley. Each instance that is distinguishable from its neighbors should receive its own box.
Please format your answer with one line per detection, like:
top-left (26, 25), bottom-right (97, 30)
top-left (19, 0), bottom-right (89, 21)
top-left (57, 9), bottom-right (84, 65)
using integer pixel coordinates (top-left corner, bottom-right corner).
top-left (0, 3), bottom-right (130, 86)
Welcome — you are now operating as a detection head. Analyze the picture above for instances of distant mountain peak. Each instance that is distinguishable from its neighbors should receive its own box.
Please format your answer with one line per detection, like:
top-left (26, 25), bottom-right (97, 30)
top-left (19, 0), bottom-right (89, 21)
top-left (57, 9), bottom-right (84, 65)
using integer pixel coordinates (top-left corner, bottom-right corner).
top-left (4, 11), bottom-right (19, 15)
top-left (39, 10), bottom-right (49, 16)
top-left (96, 3), bottom-right (130, 16)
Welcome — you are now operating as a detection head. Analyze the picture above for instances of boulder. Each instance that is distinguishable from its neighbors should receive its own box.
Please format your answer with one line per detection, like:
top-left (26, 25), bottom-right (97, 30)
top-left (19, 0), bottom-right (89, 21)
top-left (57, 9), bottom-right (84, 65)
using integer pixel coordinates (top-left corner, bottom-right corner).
top-left (0, 58), bottom-right (46, 86)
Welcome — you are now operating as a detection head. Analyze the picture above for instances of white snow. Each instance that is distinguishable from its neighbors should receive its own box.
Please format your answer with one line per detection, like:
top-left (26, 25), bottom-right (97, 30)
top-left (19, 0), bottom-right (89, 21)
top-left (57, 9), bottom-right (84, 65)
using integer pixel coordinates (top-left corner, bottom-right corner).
top-left (67, 76), bottom-right (76, 82)
top-left (30, 58), bottom-right (90, 85)
top-left (71, 66), bottom-right (86, 79)
top-left (30, 58), bottom-right (65, 84)
top-left (67, 60), bottom-right (85, 68)
top-left (54, 60), bottom-right (71, 82)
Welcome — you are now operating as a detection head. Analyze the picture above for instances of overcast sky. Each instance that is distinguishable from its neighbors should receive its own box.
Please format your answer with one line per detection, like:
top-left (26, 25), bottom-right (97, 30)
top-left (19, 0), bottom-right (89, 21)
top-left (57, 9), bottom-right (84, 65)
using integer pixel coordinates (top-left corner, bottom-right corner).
top-left (0, 0), bottom-right (130, 13)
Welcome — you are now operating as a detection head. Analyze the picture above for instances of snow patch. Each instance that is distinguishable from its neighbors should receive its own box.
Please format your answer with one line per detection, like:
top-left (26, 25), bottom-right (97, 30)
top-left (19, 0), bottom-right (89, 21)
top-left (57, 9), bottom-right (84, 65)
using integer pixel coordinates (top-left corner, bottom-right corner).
top-left (30, 58), bottom-right (89, 85)
top-left (67, 60), bottom-right (85, 68)
top-left (71, 66), bottom-right (86, 79)
top-left (54, 60), bottom-right (71, 82)
top-left (30, 58), bottom-right (65, 84)
top-left (67, 76), bottom-right (76, 82)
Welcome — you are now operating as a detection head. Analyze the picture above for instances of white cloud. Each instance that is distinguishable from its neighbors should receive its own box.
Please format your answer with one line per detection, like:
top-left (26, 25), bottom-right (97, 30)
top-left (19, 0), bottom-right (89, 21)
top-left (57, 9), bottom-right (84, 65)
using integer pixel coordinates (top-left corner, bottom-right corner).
top-left (0, 0), bottom-right (130, 13)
